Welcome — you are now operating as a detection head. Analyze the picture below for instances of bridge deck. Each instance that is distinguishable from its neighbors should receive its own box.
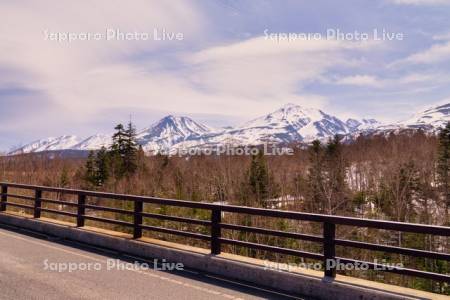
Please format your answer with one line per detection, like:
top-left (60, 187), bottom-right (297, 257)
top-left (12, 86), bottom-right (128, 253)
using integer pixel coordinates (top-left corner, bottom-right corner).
top-left (0, 225), bottom-right (304, 300)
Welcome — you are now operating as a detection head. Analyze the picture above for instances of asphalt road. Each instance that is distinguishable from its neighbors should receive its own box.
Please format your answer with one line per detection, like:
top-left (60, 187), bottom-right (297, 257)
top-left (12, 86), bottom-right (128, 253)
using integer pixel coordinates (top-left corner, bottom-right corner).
top-left (0, 225), bottom-right (308, 300)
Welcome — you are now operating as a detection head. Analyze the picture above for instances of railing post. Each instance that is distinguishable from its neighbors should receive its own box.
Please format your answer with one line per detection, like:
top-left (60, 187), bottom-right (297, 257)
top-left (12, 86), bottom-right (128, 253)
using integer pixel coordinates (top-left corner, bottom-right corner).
top-left (211, 208), bottom-right (221, 255)
top-left (0, 184), bottom-right (7, 211)
top-left (323, 222), bottom-right (336, 279)
top-left (133, 200), bottom-right (143, 239)
top-left (33, 189), bottom-right (42, 218)
top-left (77, 194), bottom-right (86, 227)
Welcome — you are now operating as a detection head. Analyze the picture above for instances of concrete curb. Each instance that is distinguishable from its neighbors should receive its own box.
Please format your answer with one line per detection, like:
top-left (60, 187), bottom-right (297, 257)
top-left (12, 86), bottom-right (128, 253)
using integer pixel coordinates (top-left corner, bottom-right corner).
top-left (0, 213), bottom-right (440, 300)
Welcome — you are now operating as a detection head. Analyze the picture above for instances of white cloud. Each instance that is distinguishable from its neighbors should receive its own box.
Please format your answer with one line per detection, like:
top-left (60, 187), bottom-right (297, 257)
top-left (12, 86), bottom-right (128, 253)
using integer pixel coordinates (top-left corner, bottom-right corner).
top-left (397, 73), bottom-right (437, 84)
top-left (399, 41), bottom-right (450, 64)
top-left (329, 71), bottom-right (449, 96)
top-left (335, 75), bottom-right (382, 87)
top-left (0, 0), bottom-right (207, 128)
top-left (185, 37), bottom-right (380, 100)
top-left (0, 0), bottom-right (383, 129)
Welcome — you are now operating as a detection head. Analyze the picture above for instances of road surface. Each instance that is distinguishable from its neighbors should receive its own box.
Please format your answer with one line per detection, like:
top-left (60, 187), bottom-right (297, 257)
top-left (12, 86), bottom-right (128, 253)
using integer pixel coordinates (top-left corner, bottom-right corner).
top-left (0, 224), bottom-right (307, 300)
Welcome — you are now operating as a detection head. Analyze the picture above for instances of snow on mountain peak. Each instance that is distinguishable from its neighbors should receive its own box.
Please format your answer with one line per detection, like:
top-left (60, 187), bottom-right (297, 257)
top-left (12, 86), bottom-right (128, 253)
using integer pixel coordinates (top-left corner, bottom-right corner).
top-left (140, 115), bottom-right (212, 136)
top-left (73, 134), bottom-right (112, 150)
top-left (346, 118), bottom-right (362, 129)
top-left (137, 115), bottom-right (214, 152)
top-left (243, 104), bottom-right (322, 128)
top-left (346, 118), bottom-right (380, 131)
top-left (230, 103), bottom-right (349, 144)
top-left (270, 103), bottom-right (324, 122)
top-left (9, 135), bottom-right (81, 155)
top-left (400, 103), bottom-right (450, 130)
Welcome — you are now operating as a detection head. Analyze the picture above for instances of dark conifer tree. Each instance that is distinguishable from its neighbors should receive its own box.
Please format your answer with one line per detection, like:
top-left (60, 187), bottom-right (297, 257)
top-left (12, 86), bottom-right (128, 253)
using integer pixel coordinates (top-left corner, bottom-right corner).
top-left (109, 123), bottom-right (127, 179)
top-left (111, 124), bottom-right (127, 155)
top-left (248, 151), bottom-right (270, 207)
top-left (123, 121), bottom-right (138, 176)
top-left (84, 151), bottom-right (97, 186)
top-left (437, 122), bottom-right (450, 224)
top-left (95, 146), bottom-right (109, 186)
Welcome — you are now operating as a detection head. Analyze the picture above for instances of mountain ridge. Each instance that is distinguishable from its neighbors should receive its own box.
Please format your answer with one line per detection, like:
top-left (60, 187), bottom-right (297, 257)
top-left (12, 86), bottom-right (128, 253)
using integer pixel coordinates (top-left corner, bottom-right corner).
top-left (9, 102), bottom-right (449, 155)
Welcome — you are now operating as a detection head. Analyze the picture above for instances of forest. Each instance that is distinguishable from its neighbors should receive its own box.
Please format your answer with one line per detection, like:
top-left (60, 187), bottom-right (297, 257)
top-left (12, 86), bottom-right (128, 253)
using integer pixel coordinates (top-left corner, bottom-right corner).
top-left (0, 122), bottom-right (449, 294)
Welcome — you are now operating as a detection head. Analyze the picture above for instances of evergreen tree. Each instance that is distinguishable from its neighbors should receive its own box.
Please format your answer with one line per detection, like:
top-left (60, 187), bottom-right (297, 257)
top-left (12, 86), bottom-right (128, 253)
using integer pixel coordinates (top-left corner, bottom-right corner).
top-left (123, 121), bottom-right (138, 176)
top-left (83, 148), bottom-right (110, 187)
top-left (109, 123), bottom-right (127, 179)
top-left (248, 151), bottom-right (270, 207)
top-left (436, 124), bottom-right (450, 293)
top-left (111, 124), bottom-right (127, 156)
top-left (95, 146), bottom-right (109, 186)
top-left (437, 122), bottom-right (450, 224)
top-left (84, 151), bottom-right (97, 186)
top-left (108, 122), bottom-right (139, 179)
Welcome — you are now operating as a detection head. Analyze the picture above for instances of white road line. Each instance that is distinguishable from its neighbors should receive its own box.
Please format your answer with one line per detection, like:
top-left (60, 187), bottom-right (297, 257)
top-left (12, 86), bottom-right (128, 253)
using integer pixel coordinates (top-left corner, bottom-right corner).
top-left (0, 230), bottom-right (245, 300)
top-left (204, 275), bottom-right (303, 300)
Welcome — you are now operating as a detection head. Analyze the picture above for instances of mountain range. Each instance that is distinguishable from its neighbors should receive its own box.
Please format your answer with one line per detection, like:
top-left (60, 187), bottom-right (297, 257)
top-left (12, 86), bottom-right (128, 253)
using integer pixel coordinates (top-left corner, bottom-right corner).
top-left (8, 102), bottom-right (450, 155)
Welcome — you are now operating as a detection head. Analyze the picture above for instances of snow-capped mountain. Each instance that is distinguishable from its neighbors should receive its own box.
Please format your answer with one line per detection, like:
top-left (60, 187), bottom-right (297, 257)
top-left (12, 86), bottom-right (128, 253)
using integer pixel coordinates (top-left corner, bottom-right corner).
top-left (240, 103), bottom-right (350, 142)
top-left (9, 135), bottom-right (81, 155)
top-left (136, 115), bottom-right (214, 152)
top-left (8, 102), bottom-right (450, 155)
top-left (166, 104), bottom-right (358, 152)
top-left (358, 103), bottom-right (450, 137)
top-left (73, 134), bottom-right (112, 151)
top-left (346, 118), bottom-right (380, 131)
top-left (399, 103), bottom-right (450, 131)
top-left (212, 103), bottom-right (350, 145)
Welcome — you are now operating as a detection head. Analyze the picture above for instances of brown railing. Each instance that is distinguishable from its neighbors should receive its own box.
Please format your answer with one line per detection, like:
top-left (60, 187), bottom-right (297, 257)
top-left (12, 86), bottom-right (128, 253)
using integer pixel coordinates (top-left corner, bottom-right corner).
top-left (0, 182), bottom-right (449, 283)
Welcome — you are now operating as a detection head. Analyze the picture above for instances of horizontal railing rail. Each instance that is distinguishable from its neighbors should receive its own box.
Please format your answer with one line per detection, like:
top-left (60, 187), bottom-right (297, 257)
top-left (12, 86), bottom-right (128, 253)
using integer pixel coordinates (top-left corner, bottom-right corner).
top-left (0, 182), bottom-right (449, 284)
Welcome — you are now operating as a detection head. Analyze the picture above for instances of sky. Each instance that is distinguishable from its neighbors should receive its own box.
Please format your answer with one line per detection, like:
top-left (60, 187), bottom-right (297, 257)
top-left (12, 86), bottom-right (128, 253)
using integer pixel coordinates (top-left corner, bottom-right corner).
top-left (1, 0), bottom-right (450, 151)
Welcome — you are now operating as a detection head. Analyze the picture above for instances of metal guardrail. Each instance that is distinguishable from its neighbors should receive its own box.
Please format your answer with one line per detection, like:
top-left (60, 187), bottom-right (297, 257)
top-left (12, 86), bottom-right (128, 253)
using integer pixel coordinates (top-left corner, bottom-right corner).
top-left (0, 182), bottom-right (449, 283)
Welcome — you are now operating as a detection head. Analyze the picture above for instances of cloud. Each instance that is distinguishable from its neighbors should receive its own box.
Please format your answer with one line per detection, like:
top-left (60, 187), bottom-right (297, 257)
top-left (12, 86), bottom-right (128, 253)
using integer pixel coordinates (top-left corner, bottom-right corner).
top-left (334, 75), bottom-right (382, 87)
top-left (0, 0), bottom-right (382, 131)
top-left (185, 36), bottom-right (380, 100)
top-left (397, 73), bottom-right (438, 84)
top-left (341, 71), bottom-right (450, 93)
top-left (0, 1), bottom-right (206, 125)
top-left (397, 41), bottom-right (450, 64)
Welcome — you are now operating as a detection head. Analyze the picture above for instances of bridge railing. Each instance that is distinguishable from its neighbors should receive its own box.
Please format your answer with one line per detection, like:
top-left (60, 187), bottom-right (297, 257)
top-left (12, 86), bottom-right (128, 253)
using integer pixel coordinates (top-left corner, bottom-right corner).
top-left (0, 182), bottom-right (449, 283)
